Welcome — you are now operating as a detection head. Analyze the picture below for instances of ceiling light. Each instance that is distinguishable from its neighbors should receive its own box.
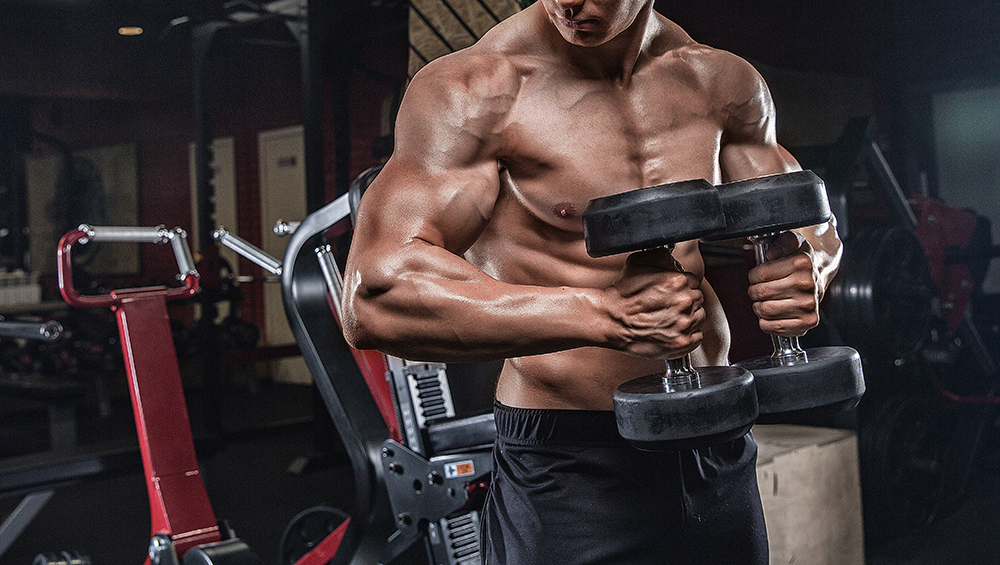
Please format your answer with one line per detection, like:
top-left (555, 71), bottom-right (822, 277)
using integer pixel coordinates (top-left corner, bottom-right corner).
top-left (118, 26), bottom-right (144, 36)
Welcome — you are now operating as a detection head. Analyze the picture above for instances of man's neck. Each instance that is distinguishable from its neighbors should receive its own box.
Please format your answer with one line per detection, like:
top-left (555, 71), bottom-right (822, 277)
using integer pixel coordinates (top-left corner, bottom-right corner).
top-left (535, 2), bottom-right (657, 84)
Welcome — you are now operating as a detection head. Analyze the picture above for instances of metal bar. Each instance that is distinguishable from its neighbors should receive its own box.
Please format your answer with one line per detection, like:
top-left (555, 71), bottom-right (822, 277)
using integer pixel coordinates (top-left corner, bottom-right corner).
top-left (0, 491), bottom-right (54, 558)
top-left (0, 320), bottom-right (62, 341)
top-left (166, 228), bottom-right (199, 281)
top-left (866, 141), bottom-right (919, 229)
top-left (213, 227), bottom-right (283, 276)
top-left (315, 245), bottom-right (345, 323)
top-left (78, 224), bottom-right (168, 244)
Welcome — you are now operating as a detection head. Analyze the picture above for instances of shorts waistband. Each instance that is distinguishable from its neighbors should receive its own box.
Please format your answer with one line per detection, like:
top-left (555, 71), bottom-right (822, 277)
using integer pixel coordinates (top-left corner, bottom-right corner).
top-left (493, 401), bottom-right (628, 446)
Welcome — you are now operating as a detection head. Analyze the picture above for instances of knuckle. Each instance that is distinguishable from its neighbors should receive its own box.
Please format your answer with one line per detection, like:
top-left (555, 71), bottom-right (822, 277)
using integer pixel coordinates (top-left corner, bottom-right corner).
top-left (753, 301), bottom-right (776, 319)
top-left (793, 274), bottom-right (816, 293)
top-left (802, 311), bottom-right (820, 329)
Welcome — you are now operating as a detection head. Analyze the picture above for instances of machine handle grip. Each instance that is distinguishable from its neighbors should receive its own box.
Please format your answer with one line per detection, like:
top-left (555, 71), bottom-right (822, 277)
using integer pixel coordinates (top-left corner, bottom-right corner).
top-left (58, 225), bottom-right (200, 308)
top-left (213, 227), bottom-right (283, 275)
top-left (0, 319), bottom-right (63, 341)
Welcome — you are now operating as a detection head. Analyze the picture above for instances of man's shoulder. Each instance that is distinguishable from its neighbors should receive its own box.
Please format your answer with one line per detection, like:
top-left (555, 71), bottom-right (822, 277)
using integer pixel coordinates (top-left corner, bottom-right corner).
top-left (411, 46), bottom-right (522, 99)
top-left (409, 9), bottom-right (543, 97)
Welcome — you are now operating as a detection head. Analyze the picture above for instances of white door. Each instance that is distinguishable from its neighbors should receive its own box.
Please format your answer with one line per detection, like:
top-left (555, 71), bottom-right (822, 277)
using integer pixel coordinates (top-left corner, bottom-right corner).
top-left (259, 125), bottom-right (311, 384)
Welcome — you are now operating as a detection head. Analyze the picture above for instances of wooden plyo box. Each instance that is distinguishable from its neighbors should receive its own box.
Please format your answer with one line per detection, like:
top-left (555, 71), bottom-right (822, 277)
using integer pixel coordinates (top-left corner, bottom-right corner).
top-left (753, 425), bottom-right (865, 565)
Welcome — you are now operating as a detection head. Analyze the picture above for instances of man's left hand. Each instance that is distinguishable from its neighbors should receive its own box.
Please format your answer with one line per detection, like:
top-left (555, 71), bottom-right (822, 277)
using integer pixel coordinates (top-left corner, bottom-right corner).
top-left (746, 231), bottom-right (822, 337)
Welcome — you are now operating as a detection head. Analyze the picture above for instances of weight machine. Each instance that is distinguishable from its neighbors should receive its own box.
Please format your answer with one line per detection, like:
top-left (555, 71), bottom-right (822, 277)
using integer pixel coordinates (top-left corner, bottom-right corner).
top-left (216, 168), bottom-right (498, 565)
top-left (814, 117), bottom-right (1000, 547)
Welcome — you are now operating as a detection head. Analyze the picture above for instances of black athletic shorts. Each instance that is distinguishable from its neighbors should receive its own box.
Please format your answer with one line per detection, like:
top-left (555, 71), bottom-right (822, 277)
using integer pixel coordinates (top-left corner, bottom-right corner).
top-left (482, 402), bottom-right (767, 565)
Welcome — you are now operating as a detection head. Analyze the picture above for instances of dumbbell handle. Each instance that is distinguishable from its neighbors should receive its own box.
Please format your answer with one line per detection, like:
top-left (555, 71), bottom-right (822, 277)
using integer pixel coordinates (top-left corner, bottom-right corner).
top-left (750, 233), bottom-right (809, 363)
top-left (658, 244), bottom-right (701, 388)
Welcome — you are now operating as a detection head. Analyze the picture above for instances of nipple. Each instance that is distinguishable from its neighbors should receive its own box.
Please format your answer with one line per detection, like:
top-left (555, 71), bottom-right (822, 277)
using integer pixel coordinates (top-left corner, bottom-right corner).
top-left (552, 202), bottom-right (578, 219)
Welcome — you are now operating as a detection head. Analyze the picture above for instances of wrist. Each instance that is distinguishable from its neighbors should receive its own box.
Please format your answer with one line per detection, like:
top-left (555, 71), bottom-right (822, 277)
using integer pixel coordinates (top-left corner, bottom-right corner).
top-left (579, 285), bottom-right (626, 351)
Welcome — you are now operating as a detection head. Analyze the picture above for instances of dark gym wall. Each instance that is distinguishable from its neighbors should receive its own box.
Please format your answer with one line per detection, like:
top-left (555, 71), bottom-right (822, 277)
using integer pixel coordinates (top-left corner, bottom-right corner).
top-left (25, 41), bottom-right (304, 297)
top-left (17, 2), bottom-right (409, 327)
top-left (657, 0), bottom-right (1000, 199)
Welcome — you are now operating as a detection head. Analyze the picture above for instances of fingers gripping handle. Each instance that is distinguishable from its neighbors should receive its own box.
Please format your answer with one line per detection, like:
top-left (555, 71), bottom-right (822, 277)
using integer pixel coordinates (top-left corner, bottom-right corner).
top-left (58, 224), bottom-right (200, 308)
top-left (657, 245), bottom-right (701, 387)
top-left (750, 234), bottom-right (808, 363)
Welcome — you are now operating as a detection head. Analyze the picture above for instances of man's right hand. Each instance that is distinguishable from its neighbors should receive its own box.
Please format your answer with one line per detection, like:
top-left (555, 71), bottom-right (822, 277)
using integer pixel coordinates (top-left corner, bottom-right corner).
top-left (604, 248), bottom-right (706, 360)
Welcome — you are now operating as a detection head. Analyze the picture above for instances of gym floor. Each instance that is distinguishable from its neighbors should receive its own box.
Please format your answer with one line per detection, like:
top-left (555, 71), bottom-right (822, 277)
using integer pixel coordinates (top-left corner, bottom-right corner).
top-left (2, 379), bottom-right (1000, 565)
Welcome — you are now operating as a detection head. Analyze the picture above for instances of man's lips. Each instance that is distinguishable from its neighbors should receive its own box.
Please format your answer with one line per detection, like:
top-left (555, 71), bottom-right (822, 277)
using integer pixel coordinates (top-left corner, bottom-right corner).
top-left (558, 17), bottom-right (597, 30)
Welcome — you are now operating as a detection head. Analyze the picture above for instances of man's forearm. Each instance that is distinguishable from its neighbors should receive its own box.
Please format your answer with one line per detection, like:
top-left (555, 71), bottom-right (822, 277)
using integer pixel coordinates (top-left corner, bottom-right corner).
top-left (796, 216), bottom-right (843, 301)
top-left (343, 243), bottom-right (611, 362)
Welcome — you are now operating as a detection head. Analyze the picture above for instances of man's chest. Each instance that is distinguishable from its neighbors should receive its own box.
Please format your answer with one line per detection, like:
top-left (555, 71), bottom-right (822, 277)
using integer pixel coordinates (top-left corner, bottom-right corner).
top-left (497, 74), bottom-right (726, 219)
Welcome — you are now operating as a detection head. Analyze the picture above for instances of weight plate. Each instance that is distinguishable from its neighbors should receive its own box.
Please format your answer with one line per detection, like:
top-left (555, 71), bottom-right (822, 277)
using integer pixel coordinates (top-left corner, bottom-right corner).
top-left (825, 227), bottom-right (935, 357)
top-left (582, 179), bottom-right (724, 257)
top-left (279, 506), bottom-right (351, 565)
top-left (613, 365), bottom-right (758, 451)
top-left (859, 392), bottom-right (951, 546)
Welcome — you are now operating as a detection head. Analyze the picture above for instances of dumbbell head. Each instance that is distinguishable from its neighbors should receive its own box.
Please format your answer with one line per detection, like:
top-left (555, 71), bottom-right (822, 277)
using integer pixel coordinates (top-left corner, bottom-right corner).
top-left (737, 346), bottom-right (864, 424)
top-left (708, 170), bottom-right (831, 240)
top-left (583, 179), bottom-right (724, 257)
top-left (614, 366), bottom-right (758, 451)
top-left (711, 170), bottom-right (865, 422)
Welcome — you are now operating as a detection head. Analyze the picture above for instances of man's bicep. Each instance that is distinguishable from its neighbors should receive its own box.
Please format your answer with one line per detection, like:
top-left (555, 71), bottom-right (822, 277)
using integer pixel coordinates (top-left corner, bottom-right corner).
top-left (719, 141), bottom-right (799, 183)
top-left (357, 158), bottom-right (500, 256)
top-left (715, 54), bottom-right (800, 182)
top-left (363, 59), bottom-right (508, 252)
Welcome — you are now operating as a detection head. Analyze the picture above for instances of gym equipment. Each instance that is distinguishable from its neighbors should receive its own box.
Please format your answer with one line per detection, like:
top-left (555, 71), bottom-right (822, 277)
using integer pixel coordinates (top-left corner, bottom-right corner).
top-left (218, 189), bottom-right (499, 565)
top-left (582, 179), bottom-right (758, 451)
top-left (710, 170), bottom-right (865, 423)
top-left (825, 226), bottom-right (935, 359)
top-left (56, 224), bottom-right (262, 565)
top-left (0, 320), bottom-right (62, 342)
top-left (0, 318), bottom-right (67, 560)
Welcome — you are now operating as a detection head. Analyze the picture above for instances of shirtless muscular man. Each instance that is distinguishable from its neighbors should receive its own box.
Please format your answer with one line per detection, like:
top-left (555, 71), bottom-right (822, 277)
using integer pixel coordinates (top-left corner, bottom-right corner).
top-left (343, 0), bottom-right (842, 562)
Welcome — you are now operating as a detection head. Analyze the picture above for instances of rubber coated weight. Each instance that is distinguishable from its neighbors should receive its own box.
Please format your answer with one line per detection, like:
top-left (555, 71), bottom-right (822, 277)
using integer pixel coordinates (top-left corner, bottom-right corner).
top-left (736, 347), bottom-right (864, 424)
top-left (583, 179), bottom-right (758, 451)
top-left (712, 170), bottom-right (865, 422)
top-left (279, 506), bottom-right (350, 565)
top-left (614, 366), bottom-right (758, 451)
top-left (710, 170), bottom-right (831, 240)
top-left (583, 179), bottom-right (725, 257)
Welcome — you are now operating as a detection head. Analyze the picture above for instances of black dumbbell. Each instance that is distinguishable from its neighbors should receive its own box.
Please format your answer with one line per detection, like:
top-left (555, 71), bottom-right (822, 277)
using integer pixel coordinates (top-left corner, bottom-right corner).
top-left (711, 170), bottom-right (865, 423)
top-left (583, 179), bottom-right (759, 451)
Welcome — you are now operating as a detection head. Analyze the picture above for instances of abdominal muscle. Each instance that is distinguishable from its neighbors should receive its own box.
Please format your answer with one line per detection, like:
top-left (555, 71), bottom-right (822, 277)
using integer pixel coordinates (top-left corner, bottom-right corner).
top-left (472, 222), bottom-right (728, 411)
top-left (496, 348), bottom-right (669, 411)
